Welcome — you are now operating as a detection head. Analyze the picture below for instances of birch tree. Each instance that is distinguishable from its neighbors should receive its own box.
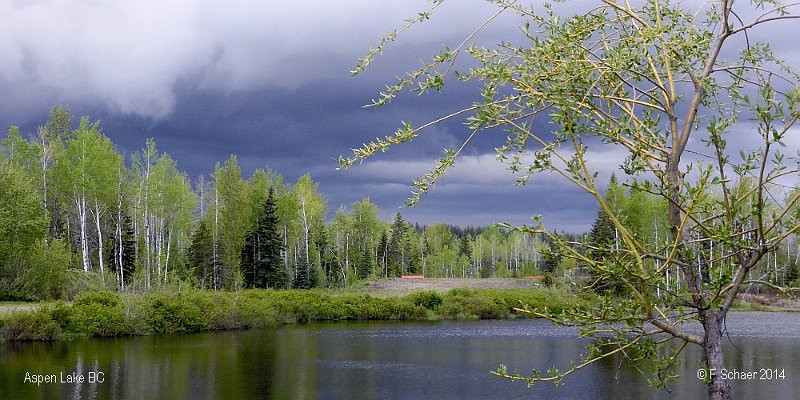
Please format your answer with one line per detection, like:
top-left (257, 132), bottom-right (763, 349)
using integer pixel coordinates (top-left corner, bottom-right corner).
top-left (292, 174), bottom-right (327, 287)
top-left (213, 156), bottom-right (250, 289)
top-left (57, 118), bottom-right (121, 277)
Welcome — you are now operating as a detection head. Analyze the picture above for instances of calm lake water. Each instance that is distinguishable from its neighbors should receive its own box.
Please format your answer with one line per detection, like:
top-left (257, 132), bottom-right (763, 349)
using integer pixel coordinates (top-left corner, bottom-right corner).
top-left (1, 312), bottom-right (798, 399)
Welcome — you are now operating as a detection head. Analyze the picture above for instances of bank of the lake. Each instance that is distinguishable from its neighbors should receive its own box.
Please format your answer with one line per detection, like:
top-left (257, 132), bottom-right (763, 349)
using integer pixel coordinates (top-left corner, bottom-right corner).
top-left (0, 287), bottom-right (585, 341)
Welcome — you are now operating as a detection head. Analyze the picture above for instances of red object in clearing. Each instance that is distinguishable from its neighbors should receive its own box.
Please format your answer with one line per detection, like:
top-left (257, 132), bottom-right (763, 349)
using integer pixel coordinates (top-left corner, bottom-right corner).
top-left (401, 275), bottom-right (425, 279)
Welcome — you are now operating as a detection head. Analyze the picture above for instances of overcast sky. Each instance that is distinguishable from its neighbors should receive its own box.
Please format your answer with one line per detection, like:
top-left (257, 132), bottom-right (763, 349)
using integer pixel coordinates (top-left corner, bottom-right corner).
top-left (1, 1), bottom-right (797, 232)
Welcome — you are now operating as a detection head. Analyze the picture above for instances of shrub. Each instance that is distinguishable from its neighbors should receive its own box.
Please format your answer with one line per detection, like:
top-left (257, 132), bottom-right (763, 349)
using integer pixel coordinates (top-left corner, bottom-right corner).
top-left (1, 287), bottom-right (582, 341)
top-left (405, 290), bottom-right (444, 311)
top-left (0, 290), bottom-right (38, 302)
top-left (68, 292), bottom-right (129, 337)
top-left (143, 291), bottom-right (215, 334)
top-left (439, 289), bottom-right (508, 320)
top-left (1, 308), bottom-right (61, 340)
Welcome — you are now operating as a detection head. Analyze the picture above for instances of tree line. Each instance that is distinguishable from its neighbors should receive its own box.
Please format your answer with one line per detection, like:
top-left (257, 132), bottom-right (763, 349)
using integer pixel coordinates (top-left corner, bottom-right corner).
top-left (586, 175), bottom-right (799, 295)
top-left (3, 108), bottom-right (794, 301)
top-left (1, 107), bottom-right (567, 299)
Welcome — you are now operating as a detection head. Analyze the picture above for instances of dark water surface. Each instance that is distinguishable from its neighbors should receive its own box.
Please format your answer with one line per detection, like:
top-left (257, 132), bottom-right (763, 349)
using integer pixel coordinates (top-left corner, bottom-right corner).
top-left (1, 312), bottom-right (798, 399)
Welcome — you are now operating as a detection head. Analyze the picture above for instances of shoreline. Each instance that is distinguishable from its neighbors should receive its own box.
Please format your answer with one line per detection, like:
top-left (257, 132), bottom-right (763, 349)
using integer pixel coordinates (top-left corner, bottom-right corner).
top-left (0, 287), bottom-right (582, 342)
top-left (3, 284), bottom-right (796, 343)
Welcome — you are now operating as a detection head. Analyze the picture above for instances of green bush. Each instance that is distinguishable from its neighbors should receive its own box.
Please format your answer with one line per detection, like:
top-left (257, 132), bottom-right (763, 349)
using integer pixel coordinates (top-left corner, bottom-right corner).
top-left (1, 308), bottom-right (61, 340)
top-left (438, 289), bottom-right (508, 319)
top-left (73, 291), bottom-right (122, 308)
top-left (68, 291), bottom-right (129, 336)
top-left (16, 239), bottom-right (75, 300)
top-left (405, 290), bottom-right (444, 311)
top-left (235, 291), bottom-right (282, 328)
top-left (0, 290), bottom-right (38, 302)
top-left (143, 291), bottom-right (216, 334)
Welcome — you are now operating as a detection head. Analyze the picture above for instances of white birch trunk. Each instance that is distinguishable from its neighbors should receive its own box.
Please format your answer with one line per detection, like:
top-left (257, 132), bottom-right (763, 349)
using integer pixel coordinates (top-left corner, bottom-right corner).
top-left (77, 196), bottom-right (90, 273)
top-left (93, 198), bottom-right (105, 282)
top-left (164, 225), bottom-right (173, 285)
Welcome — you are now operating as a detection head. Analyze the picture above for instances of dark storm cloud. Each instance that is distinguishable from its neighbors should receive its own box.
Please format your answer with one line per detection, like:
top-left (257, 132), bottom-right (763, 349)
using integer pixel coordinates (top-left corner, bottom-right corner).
top-left (0, 0), bottom-right (797, 231)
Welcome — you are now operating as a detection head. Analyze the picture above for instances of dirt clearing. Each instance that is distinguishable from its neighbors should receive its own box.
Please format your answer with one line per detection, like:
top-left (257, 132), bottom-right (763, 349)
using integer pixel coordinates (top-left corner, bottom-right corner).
top-left (361, 278), bottom-right (540, 295)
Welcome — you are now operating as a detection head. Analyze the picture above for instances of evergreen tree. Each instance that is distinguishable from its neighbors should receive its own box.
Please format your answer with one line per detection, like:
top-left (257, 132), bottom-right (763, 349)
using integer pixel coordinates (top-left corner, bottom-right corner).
top-left (540, 240), bottom-right (562, 274)
top-left (189, 221), bottom-right (215, 289)
top-left (313, 224), bottom-right (335, 287)
top-left (786, 260), bottom-right (798, 286)
top-left (293, 256), bottom-right (311, 289)
top-left (241, 230), bottom-right (256, 287)
top-left (377, 229), bottom-right (389, 277)
top-left (357, 244), bottom-right (373, 279)
top-left (388, 212), bottom-right (406, 277)
top-left (587, 175), bottom-right (628, 294)
top-left (458, 234), bottom-right (472, 262)
top-left (251, 188), bottom-right (287, 289)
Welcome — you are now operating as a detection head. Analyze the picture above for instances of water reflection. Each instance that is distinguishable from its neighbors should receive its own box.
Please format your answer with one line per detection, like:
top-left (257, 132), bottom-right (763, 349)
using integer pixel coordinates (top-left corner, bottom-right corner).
top-left (1, 313), bottom-right (798, 399)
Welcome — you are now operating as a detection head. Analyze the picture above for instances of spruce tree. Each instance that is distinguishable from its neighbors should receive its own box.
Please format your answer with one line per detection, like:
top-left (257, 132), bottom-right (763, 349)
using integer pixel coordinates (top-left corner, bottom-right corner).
top-left (258, 188), bottom-right (286, 289)
top-left (388, 212), bottom-right (406, 276)
top-left (293, 256), bottom-right (311, 289)
top-left (357, 244), bottom-right (373, 279)
top-left (586, 175), bottom-right (627, 294)
top-left (458, 234), bottom-right (472, 262)
top-left (189, 221), bottom-right (215, 289)
top-left (241, 231), bottom-right (257, 288)
top-left (377, 229), bottom-right (389, 277)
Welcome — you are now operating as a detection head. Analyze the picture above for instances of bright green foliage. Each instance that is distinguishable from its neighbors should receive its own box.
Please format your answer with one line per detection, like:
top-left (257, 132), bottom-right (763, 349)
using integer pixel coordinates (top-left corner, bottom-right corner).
top-left (291, 174), bottom-right (327, 288)
top-left (350, 198), bottom-right (381, 278)
top-left (0, 288), bottom-right (584, 341)
top-left (128, 140), bottom-right (195, 289)
top-left (55, 118), bottom-right (123, 276)
top-left (17, 239), bottom-right (74, 300)
top-left (406, 290), bottom-right (443, 311)
top-left (0, 163), bottom-right (49, 298)
top-left (0, 164), bottom-right (47, 261)
top-left (1, 126), bottom-right (35, 172)
top-left (213, 156), bottom-right (251, 289)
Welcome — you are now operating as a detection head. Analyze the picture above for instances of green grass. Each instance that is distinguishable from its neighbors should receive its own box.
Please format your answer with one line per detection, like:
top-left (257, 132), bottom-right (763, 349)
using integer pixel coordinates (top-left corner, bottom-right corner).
top-left (0, 287), bottom-right (587, 341)
top-left (730, 299), bottom-right (800, 312)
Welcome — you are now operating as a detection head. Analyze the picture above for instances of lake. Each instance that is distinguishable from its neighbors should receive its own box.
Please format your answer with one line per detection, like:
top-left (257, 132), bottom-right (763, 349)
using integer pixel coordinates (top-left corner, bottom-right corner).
top-left (1, 312), bottom-right (798, 399)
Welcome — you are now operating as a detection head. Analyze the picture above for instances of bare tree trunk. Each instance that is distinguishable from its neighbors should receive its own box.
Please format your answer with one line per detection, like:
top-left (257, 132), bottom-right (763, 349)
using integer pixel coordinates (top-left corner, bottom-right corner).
top-left (701, 310), bottom-right (730, 400)
top-left (77, 196), bottom-right (90, 273)
top-left (164, 225), bottom-right (173, 285)
top-left (93, 198), bottom-right (105, 282)
top-left (213, 188), bottom-right (219, 291)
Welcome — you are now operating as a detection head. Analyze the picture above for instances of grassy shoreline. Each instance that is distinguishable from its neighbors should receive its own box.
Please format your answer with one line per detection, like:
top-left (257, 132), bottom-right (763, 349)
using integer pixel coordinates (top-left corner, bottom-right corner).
top-left (0, 287), bottom-right (583, 341)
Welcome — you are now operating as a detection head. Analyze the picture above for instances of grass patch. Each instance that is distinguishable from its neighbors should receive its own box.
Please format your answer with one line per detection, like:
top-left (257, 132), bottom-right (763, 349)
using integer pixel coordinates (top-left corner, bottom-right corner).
top-left (0, 302), bottom-right (43, 316)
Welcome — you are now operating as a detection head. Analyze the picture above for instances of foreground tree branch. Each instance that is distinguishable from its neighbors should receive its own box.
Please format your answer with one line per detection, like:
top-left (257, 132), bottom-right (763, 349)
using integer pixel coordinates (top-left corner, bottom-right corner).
top-left (344, 1), bottom-right (800, 399)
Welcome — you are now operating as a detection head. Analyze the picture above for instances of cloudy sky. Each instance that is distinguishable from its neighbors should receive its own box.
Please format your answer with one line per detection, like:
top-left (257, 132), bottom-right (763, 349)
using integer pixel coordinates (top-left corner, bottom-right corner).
top-left (1, 1), bottom-right (797, 231)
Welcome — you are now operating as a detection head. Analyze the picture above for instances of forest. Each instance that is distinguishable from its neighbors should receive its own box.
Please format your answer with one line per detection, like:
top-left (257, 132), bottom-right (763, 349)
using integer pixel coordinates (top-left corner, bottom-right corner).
top-left (0, 106), bottom-right (796, 300)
